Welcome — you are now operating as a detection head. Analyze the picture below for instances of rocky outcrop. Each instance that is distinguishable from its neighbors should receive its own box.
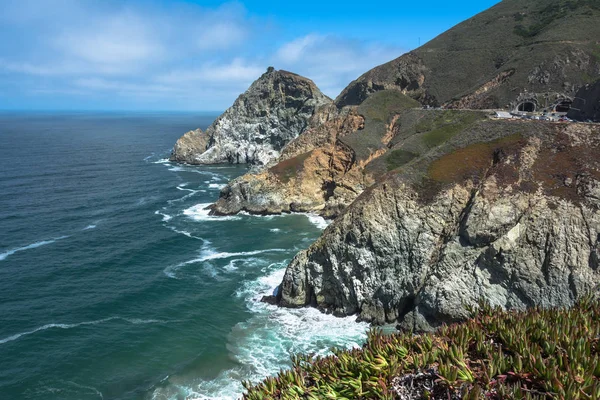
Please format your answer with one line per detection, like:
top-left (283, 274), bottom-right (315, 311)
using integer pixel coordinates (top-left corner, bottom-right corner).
top-left (170, 67), bottom-right (331, 165)
top-left (210, 104), bottom-right (365, 217)
top-left (169, 129), bottom-right (209, 164)
top-left (211, 91), bottom-right (420, 218)
top-left (278, 121), bottom-right (600, 331)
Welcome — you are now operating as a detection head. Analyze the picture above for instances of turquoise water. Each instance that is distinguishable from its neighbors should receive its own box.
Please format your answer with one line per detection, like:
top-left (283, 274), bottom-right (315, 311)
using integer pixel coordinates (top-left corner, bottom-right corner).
top-left (0, 112), bottom-right (368, 400)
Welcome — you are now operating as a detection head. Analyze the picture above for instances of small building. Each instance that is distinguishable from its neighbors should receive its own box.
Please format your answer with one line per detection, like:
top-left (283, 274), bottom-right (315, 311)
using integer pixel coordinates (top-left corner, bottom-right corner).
top-left (494, 111), bottom-right (513, 119)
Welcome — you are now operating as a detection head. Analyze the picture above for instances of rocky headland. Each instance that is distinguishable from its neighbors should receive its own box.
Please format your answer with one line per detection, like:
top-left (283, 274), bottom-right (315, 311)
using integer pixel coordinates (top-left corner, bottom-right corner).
top-left (170, 0), bottom-right (600, 335)
top-left (277, 120), bottom-right (600, 330)
top-left (211, 91), bottom-right (420, 218)
top-left (170, 67), bottom-right (331, 165)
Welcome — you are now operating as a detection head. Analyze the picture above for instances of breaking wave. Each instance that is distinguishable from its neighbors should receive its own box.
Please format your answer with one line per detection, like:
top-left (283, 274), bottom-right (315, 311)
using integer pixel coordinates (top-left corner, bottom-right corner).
top-left (0, 317), bottom-right (173, 345)
top-left (0, 236), bottom-right (70, 262)
top-left (151, 264), bottom-right (369, 399)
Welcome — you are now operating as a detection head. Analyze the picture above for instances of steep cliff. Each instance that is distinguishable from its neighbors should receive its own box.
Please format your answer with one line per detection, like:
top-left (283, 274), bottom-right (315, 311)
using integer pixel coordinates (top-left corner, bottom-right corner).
top-left (336, 0), bottom-right (600, 109)
top-left (170, 67), bottom-right (331, 165)
top-left (211, 91), bottom-right (420, 218)
top-left (278, 120), bottom-right (600, 331)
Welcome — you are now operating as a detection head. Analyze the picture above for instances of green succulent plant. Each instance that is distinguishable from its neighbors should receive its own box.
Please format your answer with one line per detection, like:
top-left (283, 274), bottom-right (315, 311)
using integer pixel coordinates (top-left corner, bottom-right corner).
top-left (244, 296), bottom-right (600, 399)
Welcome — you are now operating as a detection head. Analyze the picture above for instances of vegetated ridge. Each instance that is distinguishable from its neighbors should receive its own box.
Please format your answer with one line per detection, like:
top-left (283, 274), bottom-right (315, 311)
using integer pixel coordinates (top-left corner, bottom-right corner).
top-left (337, 0), bottom-right (600, 110)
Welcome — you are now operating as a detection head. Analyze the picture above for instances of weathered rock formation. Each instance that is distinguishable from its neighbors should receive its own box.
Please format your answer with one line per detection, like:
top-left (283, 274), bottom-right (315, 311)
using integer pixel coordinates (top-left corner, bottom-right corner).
top-left (278, 120), bottom-right (600, 331)
top-left (336, 0), bottom-right (600, 109)
top-left (211, 0), bottom-right (600, 218)
top-left (169, 128), bottom-right (208, 164)
top-left (211, 91), bottom-right (420, 218)
top-left (170, 67), bottom-right (331, 165)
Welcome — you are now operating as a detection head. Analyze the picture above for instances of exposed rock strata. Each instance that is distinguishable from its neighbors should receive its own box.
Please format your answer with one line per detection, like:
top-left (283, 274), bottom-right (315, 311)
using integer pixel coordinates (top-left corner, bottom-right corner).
top-left (211, 104), bottom-right (366, 218)
top-left (278, 122), bottom-right (600, 331)
top-left (170, 67), bottom-right (331, 165)
top-left (211, 91), bottom-right (420, 218)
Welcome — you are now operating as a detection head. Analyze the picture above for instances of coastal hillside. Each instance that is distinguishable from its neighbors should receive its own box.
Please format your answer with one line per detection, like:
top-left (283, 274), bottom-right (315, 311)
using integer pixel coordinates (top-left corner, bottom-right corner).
top-left (246, 298), bottom-right (600, 399)
top-left (211, 91), bottom-right (421, 218)
top-left (212, 0), bottom-right (600, 219)
top-left (336, 0), bottom-right (600, 110)
top-left (170, 67), bottom-right (331, 165)
top-left (209, 0), bottom-right (600, 338)
top-left (278, 119), bottom-right (600, 330)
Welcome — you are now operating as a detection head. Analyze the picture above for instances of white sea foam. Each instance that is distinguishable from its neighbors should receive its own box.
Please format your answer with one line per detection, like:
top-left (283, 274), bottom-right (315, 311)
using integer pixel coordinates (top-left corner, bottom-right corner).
top-left (302, 213), bottom-right (330, 230)
top-left (0, 236), bottom-right (69, 262)
top-left (176, 186), bottom-right (197, 193)
top-left (163, 245), bottom-right (285, 279)
top-left (0, 317), bottom-right (171, 345)
top-left (183, 204), bottom-right (241, 222)
top-left (64, 381), bottom-right (104, 399)
top-left (83, 225), bottom-right (97, 230)
top-left (166, 226), bottom-right (203, 240)
top-left (154, 264), bottom-right (369, 400)
top-left (168, 186), bottom-right (201, 204)
top-left (155, 210), bottom-right (173, 222)
top-left (153, 158), bottom-right (170, 164)
top-left (269, 228), bottom-right (281, 232)
top-left (198, 248), bottom-right (287, 262)
top-left (223, 258), bottom-right (266, 273)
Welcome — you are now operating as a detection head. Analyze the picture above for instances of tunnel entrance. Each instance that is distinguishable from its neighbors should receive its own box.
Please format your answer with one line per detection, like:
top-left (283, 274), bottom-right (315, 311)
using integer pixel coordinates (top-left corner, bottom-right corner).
top-left (517, 102), bottom-right (536, 112)
top-left (555, 99), bottom-right (572, 113)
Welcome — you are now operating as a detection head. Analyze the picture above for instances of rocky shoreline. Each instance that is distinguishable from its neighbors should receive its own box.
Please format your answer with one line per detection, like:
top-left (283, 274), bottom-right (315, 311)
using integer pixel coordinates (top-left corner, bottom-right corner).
top-left (169, 0), bottom-right (600, 333)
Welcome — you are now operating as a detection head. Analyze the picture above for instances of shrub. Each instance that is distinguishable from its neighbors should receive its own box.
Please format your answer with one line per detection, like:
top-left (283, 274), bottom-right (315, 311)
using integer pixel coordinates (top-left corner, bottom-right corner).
top-left (243, 297), bottom-right (600, 399)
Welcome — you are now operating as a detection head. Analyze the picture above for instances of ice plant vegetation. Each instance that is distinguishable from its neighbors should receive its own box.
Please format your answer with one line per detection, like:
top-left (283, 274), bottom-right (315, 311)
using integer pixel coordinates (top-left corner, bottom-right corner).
top-left (244, 296), bottom-right (600, 399)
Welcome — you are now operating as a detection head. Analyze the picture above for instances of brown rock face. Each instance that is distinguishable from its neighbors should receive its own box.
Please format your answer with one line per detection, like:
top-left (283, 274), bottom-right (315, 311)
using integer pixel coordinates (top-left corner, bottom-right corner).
top-left (211, 90), bottom-right (421, 219)
top-left (278, 121), bottom-right (600, 330)
top-left (169, 129), bottom-right (209, 164)
top-left (211, 104), bottom-right (367, 218)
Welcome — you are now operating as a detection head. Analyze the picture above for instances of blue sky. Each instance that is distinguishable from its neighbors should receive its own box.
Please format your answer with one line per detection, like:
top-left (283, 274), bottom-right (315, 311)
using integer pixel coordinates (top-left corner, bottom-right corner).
top-left (0, 0), bottom-right (500, 111)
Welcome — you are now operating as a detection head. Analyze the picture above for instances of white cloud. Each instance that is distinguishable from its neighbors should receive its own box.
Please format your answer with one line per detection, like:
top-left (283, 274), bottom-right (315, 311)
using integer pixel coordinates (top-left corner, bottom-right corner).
top-left (156, 59), bottom-right (265, 84)
top-left (0, 1), bottom-right (405, 109)
top-left (54, 11), bottom-right (161, 68)
top-left (273, 34), bottom-right (404, 98)
top-left (196, 22), bottom-right (247, 50)
top-left (74, 78), bottom-right (176, 95)
top-left (277, 35), bottom-right (320, 64)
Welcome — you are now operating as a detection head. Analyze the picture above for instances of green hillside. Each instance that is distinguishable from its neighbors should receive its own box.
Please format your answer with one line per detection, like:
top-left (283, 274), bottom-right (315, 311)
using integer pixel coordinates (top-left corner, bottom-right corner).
top-left (336, 0), bottom-right (600, 110)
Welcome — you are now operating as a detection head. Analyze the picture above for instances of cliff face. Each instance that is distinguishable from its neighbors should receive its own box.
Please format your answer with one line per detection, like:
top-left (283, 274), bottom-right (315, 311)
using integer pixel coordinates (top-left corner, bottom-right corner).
top-left (278, 121), bottom-right (600, 331)
top-left (211, 91), bottom-right (420, 218)
top-left (211, 104), bottom-right (366, 217)
top-left (170, 67), bottom-right (331, 165)
top-left (336, 0), bottom-right (600, 109)
top-left (169, 129), bottom-right (208, 164)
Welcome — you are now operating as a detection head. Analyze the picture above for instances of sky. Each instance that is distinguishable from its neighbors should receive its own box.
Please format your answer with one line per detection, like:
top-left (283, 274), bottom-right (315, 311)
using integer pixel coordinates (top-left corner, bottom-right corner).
top-left (0, 0), bottom-right (500, 111)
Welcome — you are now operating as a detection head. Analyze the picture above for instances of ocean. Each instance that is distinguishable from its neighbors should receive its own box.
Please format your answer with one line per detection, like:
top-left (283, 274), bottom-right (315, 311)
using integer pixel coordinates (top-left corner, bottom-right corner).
top-left (0, 112), bottom-right (369, 400)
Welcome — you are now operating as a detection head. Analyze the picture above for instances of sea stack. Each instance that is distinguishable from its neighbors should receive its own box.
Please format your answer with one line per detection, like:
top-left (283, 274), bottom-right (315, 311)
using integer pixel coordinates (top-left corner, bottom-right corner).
top-left (170, 67), bottom-right (331, 166)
